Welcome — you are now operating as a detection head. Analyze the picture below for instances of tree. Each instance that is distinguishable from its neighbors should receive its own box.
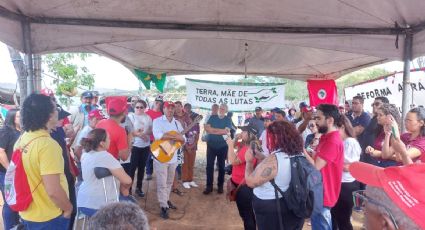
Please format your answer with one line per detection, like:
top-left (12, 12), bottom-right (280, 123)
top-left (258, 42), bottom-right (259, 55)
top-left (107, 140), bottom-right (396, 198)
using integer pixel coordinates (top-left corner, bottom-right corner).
top-left (44, 53), bottom-right (95, 106)
top-left (336, 68), bottom-right (390, 96)
top-left (164, 76), bottom-right (180, 92)
top-left (238, 76), bottom-right (308, 102)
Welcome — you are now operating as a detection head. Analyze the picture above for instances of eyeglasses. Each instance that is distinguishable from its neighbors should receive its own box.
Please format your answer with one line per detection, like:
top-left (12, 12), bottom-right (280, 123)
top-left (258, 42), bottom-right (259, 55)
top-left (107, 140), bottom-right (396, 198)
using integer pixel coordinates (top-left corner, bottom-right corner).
top-left (352, 190), bottom-right (399, 229)
top-left (135, 106), bottom-right (145, 109)
top-left (371, 102), bottom-right (382, 107)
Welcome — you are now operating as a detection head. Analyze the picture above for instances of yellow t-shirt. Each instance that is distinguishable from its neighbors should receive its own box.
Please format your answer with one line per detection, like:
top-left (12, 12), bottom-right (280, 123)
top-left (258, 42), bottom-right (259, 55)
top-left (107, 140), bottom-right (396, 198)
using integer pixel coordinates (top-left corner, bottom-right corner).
top-left (15, 130), bottom-right (69, 222)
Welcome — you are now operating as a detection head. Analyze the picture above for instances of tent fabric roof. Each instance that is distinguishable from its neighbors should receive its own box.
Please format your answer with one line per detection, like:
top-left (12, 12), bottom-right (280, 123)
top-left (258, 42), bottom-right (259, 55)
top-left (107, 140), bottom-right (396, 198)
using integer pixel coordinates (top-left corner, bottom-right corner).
top-left (1, 0), bottom-right (425, 80)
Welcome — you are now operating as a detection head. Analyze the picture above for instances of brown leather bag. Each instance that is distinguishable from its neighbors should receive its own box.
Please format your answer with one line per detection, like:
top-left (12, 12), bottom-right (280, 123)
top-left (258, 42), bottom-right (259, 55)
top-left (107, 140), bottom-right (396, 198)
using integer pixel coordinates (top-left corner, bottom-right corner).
top-left (226, 179), bottom-right (245, 202)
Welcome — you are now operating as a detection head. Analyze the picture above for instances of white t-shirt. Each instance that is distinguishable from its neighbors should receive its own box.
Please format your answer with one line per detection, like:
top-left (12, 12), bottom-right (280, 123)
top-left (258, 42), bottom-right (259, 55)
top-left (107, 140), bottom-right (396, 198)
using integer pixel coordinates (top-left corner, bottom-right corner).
top-left (259, 130), bottom-right (270, 156)
top-left (128, 113), bottom-right (152, 148)
top-left (71, 126), bottom-right (93, 150)
top-left (77, 150), bottom-right (122, 209)
top-left (119, 115), bottom-right (134, 164)
top-left (296, 120), bottom-right (312, 143)
top-left (342, 137), bottom-right (361, 183)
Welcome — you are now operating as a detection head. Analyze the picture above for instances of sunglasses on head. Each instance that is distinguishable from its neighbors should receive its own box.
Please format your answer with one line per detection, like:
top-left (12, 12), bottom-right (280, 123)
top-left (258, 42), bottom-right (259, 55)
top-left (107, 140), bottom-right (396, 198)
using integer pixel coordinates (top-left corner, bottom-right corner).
top-left (135, 106), bottom-right (145, 109)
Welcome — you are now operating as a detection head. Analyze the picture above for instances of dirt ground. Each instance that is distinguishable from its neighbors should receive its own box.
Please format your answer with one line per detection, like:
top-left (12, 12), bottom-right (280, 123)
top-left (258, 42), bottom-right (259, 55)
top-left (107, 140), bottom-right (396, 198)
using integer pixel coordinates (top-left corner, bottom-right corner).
top-left (0, 141), bottom-right (364, 230)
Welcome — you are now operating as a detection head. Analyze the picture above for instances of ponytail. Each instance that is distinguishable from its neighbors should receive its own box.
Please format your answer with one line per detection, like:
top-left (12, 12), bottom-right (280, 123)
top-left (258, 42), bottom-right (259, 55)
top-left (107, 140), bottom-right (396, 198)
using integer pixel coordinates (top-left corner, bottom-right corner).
top-left (80, 128), bottom-right (107, 152)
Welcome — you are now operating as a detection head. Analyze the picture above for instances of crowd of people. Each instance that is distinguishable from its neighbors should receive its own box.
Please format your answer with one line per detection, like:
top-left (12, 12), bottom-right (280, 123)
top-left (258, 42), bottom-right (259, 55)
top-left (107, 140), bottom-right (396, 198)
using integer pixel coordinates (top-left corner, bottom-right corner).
top-left (0, 89), bottom-right (424, 230)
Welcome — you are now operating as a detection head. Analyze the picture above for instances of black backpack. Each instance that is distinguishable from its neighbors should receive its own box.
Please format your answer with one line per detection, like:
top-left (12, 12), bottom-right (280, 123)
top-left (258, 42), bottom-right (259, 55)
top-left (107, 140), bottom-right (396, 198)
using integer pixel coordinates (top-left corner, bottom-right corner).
top-left (270, 154), bottom-right (323, 229)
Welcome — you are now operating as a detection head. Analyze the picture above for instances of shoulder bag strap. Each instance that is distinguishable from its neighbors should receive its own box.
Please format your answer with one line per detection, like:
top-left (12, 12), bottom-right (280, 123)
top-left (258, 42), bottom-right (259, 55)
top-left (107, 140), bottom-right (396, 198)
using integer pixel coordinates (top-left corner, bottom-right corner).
top-left (270, 179), bottom-right (285, 230)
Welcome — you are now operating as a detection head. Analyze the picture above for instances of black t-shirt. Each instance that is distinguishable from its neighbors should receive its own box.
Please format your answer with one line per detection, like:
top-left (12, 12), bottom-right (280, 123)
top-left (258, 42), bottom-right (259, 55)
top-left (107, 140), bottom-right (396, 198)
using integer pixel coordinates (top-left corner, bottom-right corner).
top-left (51, 127), bottom-right (73, 182)
top-left (0, 126), bottom-right (20, 172)
top-left (358, 116), bottom-right (378, 164)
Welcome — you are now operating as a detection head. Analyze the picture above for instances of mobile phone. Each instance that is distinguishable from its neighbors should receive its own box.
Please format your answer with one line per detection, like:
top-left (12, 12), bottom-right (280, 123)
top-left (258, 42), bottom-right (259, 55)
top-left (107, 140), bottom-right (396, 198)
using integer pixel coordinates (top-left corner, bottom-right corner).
top-left (250, 140), bottom-right (261, 156)
top-left (222, 135), bottom-right (228, 140)
top-left (391, 125), bottom-right (399, 139)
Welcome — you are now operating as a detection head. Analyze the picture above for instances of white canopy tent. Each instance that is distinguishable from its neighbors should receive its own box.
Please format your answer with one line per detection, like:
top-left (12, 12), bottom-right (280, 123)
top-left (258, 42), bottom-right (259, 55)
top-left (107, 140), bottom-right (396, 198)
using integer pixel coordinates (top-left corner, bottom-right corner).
top-left (1, 0), bottom-right (425, 117)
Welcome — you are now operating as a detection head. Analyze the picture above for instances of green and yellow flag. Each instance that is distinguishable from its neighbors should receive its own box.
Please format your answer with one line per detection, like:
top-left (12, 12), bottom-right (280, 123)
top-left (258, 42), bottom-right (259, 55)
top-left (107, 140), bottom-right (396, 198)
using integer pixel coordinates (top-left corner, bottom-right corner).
top-left (134, 69), bottom-right (167, 92)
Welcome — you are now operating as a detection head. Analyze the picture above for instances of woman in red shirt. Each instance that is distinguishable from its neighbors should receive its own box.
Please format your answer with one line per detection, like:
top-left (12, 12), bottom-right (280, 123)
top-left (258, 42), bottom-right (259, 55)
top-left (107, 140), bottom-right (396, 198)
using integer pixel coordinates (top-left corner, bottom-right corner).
top-left (383, 107), bottom-right (425, 165)
top-left (226, 126), bottom-right (257, 230)
top-left (365, 103), bottom-right (401, 167)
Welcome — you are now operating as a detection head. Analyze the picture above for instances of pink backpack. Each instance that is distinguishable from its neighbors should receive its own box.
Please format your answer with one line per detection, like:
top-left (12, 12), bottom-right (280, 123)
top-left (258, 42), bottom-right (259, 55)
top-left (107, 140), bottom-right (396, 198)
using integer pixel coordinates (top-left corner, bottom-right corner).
top-left (5, 136), bottom-right (46, 211)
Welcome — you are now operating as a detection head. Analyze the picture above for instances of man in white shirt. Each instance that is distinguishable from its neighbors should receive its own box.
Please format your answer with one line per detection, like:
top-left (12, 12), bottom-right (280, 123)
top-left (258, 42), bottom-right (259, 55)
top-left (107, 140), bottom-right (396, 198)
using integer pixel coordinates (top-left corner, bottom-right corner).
top-left (152, 101), bottom-right (185, 219)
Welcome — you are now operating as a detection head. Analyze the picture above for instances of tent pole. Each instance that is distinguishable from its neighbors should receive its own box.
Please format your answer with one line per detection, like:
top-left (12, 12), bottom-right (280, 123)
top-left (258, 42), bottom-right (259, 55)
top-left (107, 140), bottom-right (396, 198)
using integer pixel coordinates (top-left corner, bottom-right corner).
top-left (33, 54), bottom-right (42, 91)
top-left (401, 30), bottom-right (413, 132)
top-left (22, 19), bottom-right (34, 96)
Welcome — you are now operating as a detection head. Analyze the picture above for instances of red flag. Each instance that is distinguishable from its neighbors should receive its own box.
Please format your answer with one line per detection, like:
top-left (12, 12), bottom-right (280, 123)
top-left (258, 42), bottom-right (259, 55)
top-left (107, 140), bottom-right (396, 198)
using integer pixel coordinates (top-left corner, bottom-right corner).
top-left (307, 79), bottom-right (338, 106)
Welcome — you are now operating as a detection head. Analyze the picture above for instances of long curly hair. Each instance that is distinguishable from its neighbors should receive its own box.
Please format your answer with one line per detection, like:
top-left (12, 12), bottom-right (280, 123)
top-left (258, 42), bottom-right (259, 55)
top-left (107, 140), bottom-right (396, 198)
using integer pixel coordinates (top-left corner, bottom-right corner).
top-left (267, 121), bottom-right (303, 155)
top-left (375, 103), bottom-right (401, 136)
top-left (22, 93), bottom-right (55, 132)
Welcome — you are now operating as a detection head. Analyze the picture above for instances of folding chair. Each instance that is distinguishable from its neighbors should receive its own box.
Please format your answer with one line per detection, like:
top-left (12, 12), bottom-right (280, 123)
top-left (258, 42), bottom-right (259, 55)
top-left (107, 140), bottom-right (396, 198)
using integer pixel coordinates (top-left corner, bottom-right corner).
top-left (73, 167), bottom-right (119, 230)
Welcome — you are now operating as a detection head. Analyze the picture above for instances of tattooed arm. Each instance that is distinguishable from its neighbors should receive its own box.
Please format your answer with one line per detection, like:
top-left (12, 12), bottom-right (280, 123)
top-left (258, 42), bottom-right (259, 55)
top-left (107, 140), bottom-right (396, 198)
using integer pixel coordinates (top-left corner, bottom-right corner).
top-left (245, 152), bottom-right (278, 188)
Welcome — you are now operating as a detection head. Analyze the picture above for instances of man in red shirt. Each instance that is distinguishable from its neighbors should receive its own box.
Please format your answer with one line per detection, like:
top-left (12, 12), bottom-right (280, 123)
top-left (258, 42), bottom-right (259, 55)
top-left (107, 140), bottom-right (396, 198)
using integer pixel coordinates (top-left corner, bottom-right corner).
top-left (145, 95), bottom-right (164, 180)
top-left (306, 104), bottom-right (344, 230)
top-left (96, 98), bottom-right (129, 161)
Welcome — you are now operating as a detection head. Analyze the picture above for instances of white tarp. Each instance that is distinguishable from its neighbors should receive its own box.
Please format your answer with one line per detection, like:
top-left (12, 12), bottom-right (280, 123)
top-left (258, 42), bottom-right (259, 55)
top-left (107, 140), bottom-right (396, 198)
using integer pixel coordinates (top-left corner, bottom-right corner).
top-left (186, 78), bottom-right (285, 112)
top-left (344, 69), bottom-right (425, 113)
top-left (0, 0), bottom-right (425, 79)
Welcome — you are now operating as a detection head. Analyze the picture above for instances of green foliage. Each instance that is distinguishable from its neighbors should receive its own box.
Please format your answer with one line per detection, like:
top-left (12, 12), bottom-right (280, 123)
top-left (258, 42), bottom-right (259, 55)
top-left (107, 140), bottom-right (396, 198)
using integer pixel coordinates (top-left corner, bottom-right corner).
top-left (164, 76), bottom-right (180, 91)
top-left (336, 68), bottom-right (390, 97)
top-left (44, 53), bottom-right (95, 106)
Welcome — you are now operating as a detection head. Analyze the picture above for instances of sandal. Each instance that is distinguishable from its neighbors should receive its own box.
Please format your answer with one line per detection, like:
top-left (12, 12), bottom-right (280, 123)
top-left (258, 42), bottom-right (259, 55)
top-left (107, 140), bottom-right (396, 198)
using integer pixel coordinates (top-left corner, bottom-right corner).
top-left (172, 188), bottom-right (184, 196)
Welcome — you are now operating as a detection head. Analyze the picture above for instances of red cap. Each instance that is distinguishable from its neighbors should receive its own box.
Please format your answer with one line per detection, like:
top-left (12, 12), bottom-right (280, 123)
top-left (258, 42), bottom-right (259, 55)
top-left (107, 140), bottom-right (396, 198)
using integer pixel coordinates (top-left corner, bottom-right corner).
top-left (107, 99), bottom-right (127, 115)
top-left (40, 88), bottom-right (54, 96)
top-left (163, 101), bottom-right (175, 109)
top-left (349, 162), bottom-right (425, 228)
top-left (302, 106), bottom-right (315, 113)
top-left (88, 109), bottom-right (105, 120)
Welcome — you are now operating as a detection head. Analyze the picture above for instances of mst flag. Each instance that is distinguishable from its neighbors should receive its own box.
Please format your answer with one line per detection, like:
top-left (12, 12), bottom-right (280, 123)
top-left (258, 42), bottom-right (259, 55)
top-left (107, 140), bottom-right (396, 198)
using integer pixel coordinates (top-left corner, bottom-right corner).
top-left (307, 79), bottom-right (338, 106)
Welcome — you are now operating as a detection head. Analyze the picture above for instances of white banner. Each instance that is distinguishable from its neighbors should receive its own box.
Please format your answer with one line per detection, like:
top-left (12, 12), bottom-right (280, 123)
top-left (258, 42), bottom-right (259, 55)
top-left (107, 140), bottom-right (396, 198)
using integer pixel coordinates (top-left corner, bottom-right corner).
top-left (185, 78), bottom-right (285, 112)
top-left (344, 70), bottom-right (425, 113)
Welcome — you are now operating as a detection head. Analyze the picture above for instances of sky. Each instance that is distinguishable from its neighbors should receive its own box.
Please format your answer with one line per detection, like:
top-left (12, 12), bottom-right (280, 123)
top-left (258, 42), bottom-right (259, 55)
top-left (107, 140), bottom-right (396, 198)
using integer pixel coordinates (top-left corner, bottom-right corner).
top-left (0, 42), bottom-right (409, 91)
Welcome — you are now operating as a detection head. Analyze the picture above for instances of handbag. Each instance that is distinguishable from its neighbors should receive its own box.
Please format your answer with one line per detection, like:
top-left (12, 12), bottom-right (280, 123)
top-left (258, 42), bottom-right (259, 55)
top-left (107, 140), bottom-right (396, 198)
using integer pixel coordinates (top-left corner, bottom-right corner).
top-left (226, 178), bottom-right (244, 202)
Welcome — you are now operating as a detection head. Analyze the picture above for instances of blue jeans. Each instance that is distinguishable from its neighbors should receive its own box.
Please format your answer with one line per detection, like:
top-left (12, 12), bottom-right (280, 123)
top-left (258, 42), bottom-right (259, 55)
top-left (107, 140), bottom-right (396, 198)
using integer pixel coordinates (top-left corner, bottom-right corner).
top-left (146, 153), bottom-right (154, 176)
top-left (23, 215), bottom-right (70, 230)
top-left (0, 172), bottom-right (20, 230)
top-left (311, 206), bottom-right (332, 230)
top-left (78, 207), bottom-right (98, 217)
top-left (206, 145), bottom-right (227, 188)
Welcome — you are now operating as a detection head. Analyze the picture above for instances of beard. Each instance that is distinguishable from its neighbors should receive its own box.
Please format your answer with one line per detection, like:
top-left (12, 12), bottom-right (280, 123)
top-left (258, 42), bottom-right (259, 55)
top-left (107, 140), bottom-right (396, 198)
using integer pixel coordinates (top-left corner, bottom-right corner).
top-left (120, 115), bottom-right (126, 123)
top-left (317, 125), bottom-right (328, 134)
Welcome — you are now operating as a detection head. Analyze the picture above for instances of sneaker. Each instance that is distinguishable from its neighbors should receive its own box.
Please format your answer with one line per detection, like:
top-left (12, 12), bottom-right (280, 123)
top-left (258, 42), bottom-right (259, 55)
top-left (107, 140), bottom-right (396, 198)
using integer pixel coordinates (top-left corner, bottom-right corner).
top-left (203, 187), bottom-right (213, 195)
top-left (189, 181), bottom-right (198, 187)
top-left (167, 201), bottom-right (177, 210)
top-left (160, 207), bottom-right (169, 219)
top-left (217, 186), bottom-right (224, 194)
top-left (182, 182), bottom-right (191, 189)
top-left (136, 188), bottom-right (145, 198)
top-left (146, 174), bottom-right (153, 180)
